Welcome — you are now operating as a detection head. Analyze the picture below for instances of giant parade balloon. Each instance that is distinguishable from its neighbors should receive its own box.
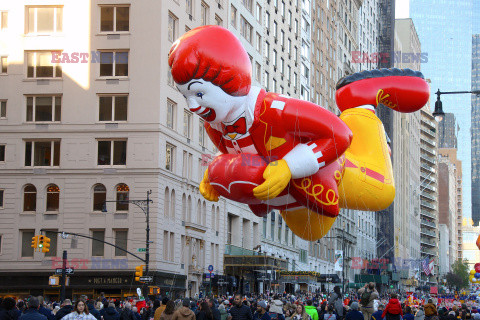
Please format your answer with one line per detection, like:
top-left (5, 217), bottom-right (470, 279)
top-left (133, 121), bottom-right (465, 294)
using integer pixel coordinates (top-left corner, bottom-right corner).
top-left (168, 25), bottom-right (430, 241)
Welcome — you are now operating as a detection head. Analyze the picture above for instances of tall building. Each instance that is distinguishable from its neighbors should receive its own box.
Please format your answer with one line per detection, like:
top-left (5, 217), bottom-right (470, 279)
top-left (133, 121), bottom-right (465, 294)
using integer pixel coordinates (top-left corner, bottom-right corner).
top-left (392, 18), bottom-right (422, 284)
top-left (419, 104), bottom-right (440, 285)
top-left (438, 113), bottom-right (458, 149)
top-left (438, 149), bottom-right (463, 262)
top-left (411, 0), bottom-right (479, 225)
top-left (471, 34), bottom-right (480, 226)
top-left (438, 155), bottom-right (459, 269)
top-left (357, 0), bottom-right (379, 72)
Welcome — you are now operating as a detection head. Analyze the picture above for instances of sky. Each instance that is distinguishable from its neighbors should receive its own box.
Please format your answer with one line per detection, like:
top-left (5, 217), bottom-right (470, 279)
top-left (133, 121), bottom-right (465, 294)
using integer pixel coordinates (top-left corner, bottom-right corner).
top-left (396, 0), bottom-right (410, 19)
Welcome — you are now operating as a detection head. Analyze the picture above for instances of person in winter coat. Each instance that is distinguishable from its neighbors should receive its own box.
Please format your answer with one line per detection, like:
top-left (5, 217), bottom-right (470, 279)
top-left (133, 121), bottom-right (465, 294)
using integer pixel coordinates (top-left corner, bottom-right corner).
top-left (228, 295), bottom-right (252, 320)
top-left (1, 297), bottom-right (19, 320)
top-left (120, 303), bottom-right (137, 320)
top-left (207, 300), bottom-right (221, 320)
top-left (160, 301), bottom-right (176, 320)
top-left (323, 305), bottom-right (336, 320)
top-left (19, 298), bottom-right (47, 320)
top-left (132, 308), bottom-right (141, 320)
top-left (371, 305), bottom-right (384, 320)
top-left (358, 284), bottom-right (379, 320)
top-left (305, 301), bottom-right (318, 320)
top-left (37, 297), bottom-right (54, 320)
top-left (172, 299), bottom-right (196, 320)
top-left (381, 294), bottom-right (403, 320)
top-left (60, 300), bottom-right (97, 320)
top-left (86, 301), bottom-right (101, 320)
top-left (269, 297), bottom-right (285, 320)
top-left (414, 308), bottom-right (425, 320)
top-left (253, 302), bottom-right (271, 320)
top-left (155, 299), bottom-right (170, 320)
top-left (424, 301), bottom-right (437, 320)
top-left (328, 287), bottom-right (344, 320)
top-left (103, 303), bottom-right (120, 320)
top-left (291, 304), bottom-right (310, 320)
top-left (345, 303), bottom-right (363, 320)
top-left (55, 300), bottom-right (73, 320)
top-left (196, 302), bottom-right (213, 320)
top-left (402, 307), bottom-right (414, 320)
top-left (218, 305), bottom-right (228, 320)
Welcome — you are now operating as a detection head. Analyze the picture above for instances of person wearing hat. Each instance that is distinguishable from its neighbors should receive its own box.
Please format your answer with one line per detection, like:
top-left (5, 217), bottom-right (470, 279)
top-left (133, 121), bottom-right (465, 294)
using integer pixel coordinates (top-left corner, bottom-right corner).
top-left (254, 301), bottom-right (271, 320)
top-left (345, 303), bottom-right (363, 320)
top-left (172, 299), bottom-right (196, 320)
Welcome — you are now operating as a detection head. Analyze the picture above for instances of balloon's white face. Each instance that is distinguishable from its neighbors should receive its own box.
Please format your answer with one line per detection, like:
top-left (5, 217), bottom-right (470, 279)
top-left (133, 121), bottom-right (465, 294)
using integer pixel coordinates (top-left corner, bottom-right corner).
top-left (176, 80), bottom-right (246, 124)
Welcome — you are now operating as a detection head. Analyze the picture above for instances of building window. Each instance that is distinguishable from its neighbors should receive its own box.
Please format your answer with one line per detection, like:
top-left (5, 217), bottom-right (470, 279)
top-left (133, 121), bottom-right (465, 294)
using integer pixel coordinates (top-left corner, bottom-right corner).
top-left (99, 95), bottom-right (128, 122)
top-left (1, 11), bottom-right (7, 31)
top-left (25, 140), bottom-right (60, 167)
top-left (168, 12), bottom-right (178, 42)
top-left (26, 51), bottom-right (62, 78)
top-left (100, 5), bottom-right (129, 32)
top-left (93, 184), bottom-right (106, 212)
top-left (256, 33), bottom-right (261, 53)
top-left (186, 0), bottom-right (193, 16)
top-left (166, 143), bottom-right (175, 171)
top-left (230, 5), bottom-right (237, 29)
top-left (273, 50), bottom-right (277, 67)
top-left (215, 15), bottom-right (223, 26)
top-left (99, 51), bottom-right (128, 77)
top-left (242, 0), bottom-right (253, 12)
top-left (114, 230), bottom-right (128, 256)
top-left (0, 189), bottom-right (3, 208)
top-left (273, 21), bottom-right (277, 38)
top-left (183, 110), bottom-right (192, 139)
top-left (255, 62), bottom-right (261, 82)
top-left (44, 231), bottom-right (58, 257)
top-left (264, 71), bottom-right (269, 90)
top-left (21, 230), bottom-right (35, 257)
top-left (167, 99), bottom-right (176, 129)
top-left (26, 6), bottom-right (63, 34)
top-left (0, 100), bottom-right (5, 118)
top-left (199, 119), bottom-right (205, 146)
top-left (26, 96), bottom-right (61, 122)
top-left (227, 214), bottom-right (232, 244)
top-left (270, 214), bottom-right (275, 240)
top-left (97, 140), bottom-right (127, 166)
top-left (256, 4), bottom-right (262, 22)
top-left (23, 184), bottom-right (36, 212)
top-left (116, 184), bottom-right (129, 211)
top-left (0, 145), bottom-right (4, 162)
top-left (273, 78), bottom-right (277, 92)
top-left (91, 230), bottom-right (105, 256)
top-left (46, 184), bottom-right (60, 212)
top-left (240, 16), bottom-right (252, 44)
top-left (265, 11), bottom-right (270, 30)
top-left (201, 2), bottom-right (209, 25)
top-left (0, 56), bottom-right (6, 74)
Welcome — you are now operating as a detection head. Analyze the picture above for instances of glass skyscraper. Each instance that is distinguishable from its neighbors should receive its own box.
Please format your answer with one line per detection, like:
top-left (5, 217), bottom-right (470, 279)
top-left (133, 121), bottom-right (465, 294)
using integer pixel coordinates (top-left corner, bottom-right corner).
top-left (471, 35), bottom-right (480, 225)
top-left (410, 0), bottom-right (478, 221)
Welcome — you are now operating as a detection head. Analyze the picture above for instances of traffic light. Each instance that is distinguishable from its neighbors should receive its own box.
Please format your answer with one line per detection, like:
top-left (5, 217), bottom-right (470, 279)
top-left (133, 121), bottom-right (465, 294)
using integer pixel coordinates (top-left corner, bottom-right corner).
top-left (31, 236), bottom-right (38, 249)
top-left (41, 236), bottom-right (51, 253)
top-left (135, 265), bottom-right (144, 282)
top-left (38, 235), bottom-right (45, 249)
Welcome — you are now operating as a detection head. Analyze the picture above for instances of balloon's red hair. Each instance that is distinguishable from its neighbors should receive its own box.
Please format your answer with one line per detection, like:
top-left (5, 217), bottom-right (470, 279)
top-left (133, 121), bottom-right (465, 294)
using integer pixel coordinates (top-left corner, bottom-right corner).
top-left (168, 25), bottom-right (252, 96)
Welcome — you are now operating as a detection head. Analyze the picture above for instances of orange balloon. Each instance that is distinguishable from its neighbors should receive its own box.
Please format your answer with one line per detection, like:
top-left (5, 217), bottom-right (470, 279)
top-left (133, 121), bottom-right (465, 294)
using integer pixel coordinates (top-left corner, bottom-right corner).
top-left (477, 234), bottom-right (480, 251)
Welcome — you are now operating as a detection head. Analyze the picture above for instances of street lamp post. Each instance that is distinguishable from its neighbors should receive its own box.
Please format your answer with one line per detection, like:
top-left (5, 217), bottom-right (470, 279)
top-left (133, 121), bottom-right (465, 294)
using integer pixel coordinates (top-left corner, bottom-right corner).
top-left (433, 89), bottom-right (480, 121)
top-left (103, 190), bottom-right (153, 296)
top-left (323, 232), bottom-right (347, 294)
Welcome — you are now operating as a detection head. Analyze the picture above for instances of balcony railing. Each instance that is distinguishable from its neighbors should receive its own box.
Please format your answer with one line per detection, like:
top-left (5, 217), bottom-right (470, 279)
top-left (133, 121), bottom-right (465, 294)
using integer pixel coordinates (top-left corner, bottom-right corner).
top-left (420, 236), bottom-right (437, 246)
top-left (421, 219), bottom-right (436, 228)
top-left (421, 154), bottom-right (436, 165)
top-left (421, 210), bottom-right (436, 219)
top-left (420, 192), bottom-right (436, 202)
top-left (420, 228), bottom-right (436, 238)
top-left (224, 244), bottom-right (258, 256)
top-left (421, 201), bottom-right (435, 210)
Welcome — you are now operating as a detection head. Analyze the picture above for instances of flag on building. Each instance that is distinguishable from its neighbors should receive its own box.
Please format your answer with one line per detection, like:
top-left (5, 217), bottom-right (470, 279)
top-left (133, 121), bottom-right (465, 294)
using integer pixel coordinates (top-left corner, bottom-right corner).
top-left (422, 258), bottom-right (431, 275)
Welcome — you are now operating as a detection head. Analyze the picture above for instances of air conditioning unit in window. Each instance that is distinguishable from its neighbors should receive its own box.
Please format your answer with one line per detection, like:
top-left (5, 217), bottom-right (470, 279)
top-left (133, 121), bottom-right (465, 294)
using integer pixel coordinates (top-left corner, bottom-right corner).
top-left (189, 14), bottom-right (193, 21)
top-left (181, 264), bottom-right (185, 269)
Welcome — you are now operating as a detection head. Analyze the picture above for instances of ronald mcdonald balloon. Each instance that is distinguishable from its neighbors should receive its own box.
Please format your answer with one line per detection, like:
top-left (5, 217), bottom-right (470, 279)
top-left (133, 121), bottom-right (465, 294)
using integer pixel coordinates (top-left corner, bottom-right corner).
top-left (168, 26), bottom-right (430, 241)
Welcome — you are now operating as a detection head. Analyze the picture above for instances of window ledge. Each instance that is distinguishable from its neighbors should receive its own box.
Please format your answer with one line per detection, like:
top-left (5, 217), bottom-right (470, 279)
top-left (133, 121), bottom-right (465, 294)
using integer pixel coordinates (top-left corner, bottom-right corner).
top-left (114, 211), bottom-right (129, 214)
top-left (24, 33), bottom-right (65, 37)
top-left (22, 78), bottom-right (63, 82)
top-left (20, 212), bottom-right (36, 215)
top-left (96, 32), bottom-right (131, 36)
top-left (96, 77), bottom-right (129, 81)
top-left (44, 211), bottom-right (59, 215)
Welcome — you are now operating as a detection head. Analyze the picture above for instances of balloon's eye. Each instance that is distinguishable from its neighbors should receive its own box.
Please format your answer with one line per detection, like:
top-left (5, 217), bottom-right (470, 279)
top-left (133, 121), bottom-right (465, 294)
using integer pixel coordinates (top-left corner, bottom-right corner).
top-left (196, 92), bottom-right (204, 98)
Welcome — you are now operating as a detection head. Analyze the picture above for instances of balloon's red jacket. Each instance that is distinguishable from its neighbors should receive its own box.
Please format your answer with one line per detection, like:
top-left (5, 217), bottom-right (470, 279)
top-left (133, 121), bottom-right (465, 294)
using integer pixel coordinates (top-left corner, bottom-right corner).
top-left (205, 88), bottom-right (353, 218)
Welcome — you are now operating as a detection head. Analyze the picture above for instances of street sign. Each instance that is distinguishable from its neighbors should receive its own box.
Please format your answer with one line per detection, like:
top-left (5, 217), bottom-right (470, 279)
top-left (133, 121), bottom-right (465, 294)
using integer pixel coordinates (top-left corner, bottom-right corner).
top-left (206, 274), bottom-right (210, 278)
top-left (139, 276), bottom-right (153, 282)
top-left (137, 248), bottom-right (147, 252)
top-left (211, 273), bottom-right (215, 278)
top-left (208, 265), bottom-right (214, 272)
top-left (55, 268), bottom-right (74, 274)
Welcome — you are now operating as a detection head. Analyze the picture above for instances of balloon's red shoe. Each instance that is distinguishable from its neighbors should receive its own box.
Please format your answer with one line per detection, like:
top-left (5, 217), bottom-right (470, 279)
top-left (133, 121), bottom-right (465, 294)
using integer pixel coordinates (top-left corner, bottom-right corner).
top-left (335, 68), bottom-right (430, 113)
